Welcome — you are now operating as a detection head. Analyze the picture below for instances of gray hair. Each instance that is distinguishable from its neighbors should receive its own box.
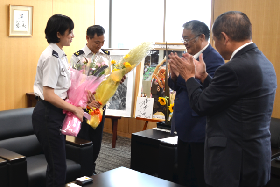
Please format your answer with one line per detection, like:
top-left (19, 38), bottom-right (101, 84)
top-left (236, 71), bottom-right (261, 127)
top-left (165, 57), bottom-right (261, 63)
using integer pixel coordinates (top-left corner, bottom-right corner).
top-left (182, 20), bottom-right (210, 41)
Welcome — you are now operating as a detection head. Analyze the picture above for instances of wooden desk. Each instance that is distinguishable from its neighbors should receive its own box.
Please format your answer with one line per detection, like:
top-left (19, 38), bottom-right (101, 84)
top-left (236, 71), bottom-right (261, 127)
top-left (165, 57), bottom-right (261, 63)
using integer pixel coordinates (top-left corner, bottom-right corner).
top-left (61, 166), bottom-right (184, 187)
top-left (105, 115), bottom-right (121, 148)
top-left (136, 117), bottom-right (165, 131)
top-left (26, 92), bottom-right (120, 148)
top-left (26, 92), bottom-right (37, 107)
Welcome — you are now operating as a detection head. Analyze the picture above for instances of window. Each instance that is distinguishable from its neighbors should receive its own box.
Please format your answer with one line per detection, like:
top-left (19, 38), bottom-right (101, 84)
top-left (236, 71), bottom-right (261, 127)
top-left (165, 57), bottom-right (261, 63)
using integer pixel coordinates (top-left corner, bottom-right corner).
top-left (111, 0), bottom-right (164, 49)
top-left (95, 0), bottom-right (110, 48)
top-left (165, 0), bottom-right (212, 42)
top-left (95, 0), bottom-right (212, 48)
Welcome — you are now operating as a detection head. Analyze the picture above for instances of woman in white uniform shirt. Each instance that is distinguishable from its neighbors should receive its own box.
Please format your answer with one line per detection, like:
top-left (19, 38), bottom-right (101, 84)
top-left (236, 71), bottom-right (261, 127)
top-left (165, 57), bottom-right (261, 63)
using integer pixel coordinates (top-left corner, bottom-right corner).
top-left (32, 14), bottom-right (84, 187)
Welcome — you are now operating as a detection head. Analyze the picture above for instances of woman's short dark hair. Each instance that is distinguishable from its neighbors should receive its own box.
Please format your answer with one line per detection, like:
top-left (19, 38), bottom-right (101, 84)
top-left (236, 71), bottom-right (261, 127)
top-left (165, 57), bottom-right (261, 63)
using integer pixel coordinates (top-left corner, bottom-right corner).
top-left (212, 11), bottom-right (252, 42)
top-left (45, 14), bottom-right (74, 43)
top-left (86, 25), bottom-right (105, 39)
top-left (183, 20), bottom-right (210, 41)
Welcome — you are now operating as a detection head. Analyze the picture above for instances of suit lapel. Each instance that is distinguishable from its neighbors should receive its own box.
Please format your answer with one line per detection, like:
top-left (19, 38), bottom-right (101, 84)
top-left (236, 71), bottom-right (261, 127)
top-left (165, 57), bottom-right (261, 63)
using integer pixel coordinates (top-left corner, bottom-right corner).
top-left (202, 44), bottom-right (212, 58)
top-left (194, 44), bottom-right (212, 61)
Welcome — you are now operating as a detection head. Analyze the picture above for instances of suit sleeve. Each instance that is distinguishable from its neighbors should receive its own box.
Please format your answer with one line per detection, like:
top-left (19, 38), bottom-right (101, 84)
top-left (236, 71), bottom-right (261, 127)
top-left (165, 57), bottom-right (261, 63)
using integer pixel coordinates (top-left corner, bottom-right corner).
top-left (168, 77), bottom-right (178, 91)
top-left (186, 65), bottom-right (239, 116)
top-left (205, 56), bottom-right (224, 78)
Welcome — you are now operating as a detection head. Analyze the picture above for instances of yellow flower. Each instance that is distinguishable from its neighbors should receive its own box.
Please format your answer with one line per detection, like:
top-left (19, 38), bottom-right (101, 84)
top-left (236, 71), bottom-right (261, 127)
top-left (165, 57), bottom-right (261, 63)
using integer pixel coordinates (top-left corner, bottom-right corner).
top-left (124, 54), bottom-right (130, 59)
top-left (112, 68), bottom-right (118, 72)
top-left (168, 103), bottom-right (174, 113)
top-left (158, 97), bottom-right (166, 105)
top-left (88, 109), bottom-right (94, 116)
top-left (111, 60), bottom-right (116, 64)
top-left (124, 62), bottom-right (131, 68)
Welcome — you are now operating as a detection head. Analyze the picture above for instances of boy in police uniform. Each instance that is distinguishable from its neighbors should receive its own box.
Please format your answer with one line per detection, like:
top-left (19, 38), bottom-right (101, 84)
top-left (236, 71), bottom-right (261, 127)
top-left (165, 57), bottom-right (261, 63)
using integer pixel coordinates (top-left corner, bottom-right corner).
top-left (70, 25), bottom-right (110, 175)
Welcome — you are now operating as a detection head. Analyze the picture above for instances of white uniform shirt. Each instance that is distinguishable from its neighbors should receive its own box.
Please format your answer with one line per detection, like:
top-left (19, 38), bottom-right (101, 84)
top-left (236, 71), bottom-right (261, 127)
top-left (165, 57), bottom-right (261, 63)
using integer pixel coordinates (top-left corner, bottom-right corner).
top-left (34, 43), bottom-right (71, 100)
top-left (70, 44), bottom-right (111, 74)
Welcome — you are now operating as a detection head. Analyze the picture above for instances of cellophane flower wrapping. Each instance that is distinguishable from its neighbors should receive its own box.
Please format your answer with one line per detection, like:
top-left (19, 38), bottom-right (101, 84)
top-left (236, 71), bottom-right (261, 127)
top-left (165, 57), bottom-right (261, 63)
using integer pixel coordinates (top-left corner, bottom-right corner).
top-left (88, 42), bottom-right (153, 129)
top-left (61, 54), bottom-right (109, 137)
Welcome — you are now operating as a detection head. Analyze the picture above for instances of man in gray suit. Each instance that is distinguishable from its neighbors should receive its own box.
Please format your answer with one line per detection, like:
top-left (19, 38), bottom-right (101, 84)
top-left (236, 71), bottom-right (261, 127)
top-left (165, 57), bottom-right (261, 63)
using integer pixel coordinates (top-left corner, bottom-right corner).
top-left (169, 11), bottom-right (277, 187)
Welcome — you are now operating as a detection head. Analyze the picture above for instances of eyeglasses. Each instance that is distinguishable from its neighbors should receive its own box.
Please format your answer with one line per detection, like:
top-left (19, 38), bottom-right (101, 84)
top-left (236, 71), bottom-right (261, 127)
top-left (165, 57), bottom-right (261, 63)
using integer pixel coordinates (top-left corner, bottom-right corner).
top-left (181, 34), bottom-right (201, 43)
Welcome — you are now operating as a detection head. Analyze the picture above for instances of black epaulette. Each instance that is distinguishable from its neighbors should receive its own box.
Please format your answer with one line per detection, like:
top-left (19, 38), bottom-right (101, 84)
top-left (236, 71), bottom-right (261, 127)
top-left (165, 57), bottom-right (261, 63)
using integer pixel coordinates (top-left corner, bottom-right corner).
top-left (101, 49), bottom-right (110, 55)
top-left (52, 50), bottom-right (59, 58)
top-left (74, 50), bottom-right (84, 57)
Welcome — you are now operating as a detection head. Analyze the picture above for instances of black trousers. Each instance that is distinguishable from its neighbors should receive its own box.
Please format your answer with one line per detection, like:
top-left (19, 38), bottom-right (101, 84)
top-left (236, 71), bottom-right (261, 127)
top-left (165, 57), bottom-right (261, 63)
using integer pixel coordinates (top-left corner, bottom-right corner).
top-left (77, 109), bottom-right (105, 173)
top-left (32, 100), bottom-right (66, 187)
top-left (177, 138), bottom-right (206, 187)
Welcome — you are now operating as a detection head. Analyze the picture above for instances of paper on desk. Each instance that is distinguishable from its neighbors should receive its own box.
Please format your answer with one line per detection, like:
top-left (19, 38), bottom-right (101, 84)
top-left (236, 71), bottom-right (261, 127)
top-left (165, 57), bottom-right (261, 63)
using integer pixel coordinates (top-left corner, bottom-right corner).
top-left (67, 183), bottom-right (81, 187)
top-left (159, 136), bottom-right (178, 145)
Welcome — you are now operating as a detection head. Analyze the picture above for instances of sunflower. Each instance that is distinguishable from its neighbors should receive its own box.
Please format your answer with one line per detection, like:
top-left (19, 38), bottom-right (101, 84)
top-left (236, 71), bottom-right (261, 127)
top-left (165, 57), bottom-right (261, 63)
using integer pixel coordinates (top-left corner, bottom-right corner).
top-left (158, 97), bottom-right (166, 105)
top-left (168, 103), bottom-right (174, 113)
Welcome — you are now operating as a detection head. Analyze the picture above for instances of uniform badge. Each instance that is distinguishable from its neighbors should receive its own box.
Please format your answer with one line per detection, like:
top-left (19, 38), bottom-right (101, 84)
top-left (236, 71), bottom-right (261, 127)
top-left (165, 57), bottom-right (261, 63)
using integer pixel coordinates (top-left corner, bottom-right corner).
top-left (101, 49), bottom-right (110, 55)
top-left (52, 50), bottom-right (59, 58)
top-left (74, 50), bottom-right (85, 57)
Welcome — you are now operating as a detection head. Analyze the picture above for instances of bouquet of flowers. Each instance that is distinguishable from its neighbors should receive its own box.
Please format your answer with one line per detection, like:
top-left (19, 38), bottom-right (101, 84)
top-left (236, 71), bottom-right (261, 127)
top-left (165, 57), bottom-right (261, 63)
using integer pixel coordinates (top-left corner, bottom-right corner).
top-left (87, 42), bottom-right (153, 129)
top-left (61, 54), bottom-right (109, 137)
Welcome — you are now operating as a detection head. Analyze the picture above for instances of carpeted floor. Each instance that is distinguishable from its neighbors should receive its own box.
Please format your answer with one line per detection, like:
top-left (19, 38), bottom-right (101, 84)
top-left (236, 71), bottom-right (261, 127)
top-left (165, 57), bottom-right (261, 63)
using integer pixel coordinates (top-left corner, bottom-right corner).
top-left (95, 132), bottom-right (131, 173)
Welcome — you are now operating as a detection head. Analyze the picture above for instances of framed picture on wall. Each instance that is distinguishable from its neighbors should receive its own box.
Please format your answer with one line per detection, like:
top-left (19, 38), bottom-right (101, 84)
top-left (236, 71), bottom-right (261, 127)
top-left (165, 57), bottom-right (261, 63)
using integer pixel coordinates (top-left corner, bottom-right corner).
top-left (8, 5), bottom-right (33, 36)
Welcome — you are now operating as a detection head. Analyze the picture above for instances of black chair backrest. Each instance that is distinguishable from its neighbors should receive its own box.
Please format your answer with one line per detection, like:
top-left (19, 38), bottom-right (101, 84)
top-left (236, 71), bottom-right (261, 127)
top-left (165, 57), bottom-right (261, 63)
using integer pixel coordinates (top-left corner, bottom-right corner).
top-left (271, 117), bottom-right (280, 148)
top-left (0, 108), bottom-right (43, 157)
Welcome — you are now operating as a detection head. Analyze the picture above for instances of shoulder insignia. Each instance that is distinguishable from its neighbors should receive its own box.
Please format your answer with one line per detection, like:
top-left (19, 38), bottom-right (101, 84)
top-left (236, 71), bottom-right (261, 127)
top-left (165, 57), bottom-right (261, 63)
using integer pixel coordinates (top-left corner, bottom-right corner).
top-left (101, 49), bottom-right (110, 55)
top-left (52, 50), bottom-right (59, 58)
top-left (74, 50), bottom-right (84, 57)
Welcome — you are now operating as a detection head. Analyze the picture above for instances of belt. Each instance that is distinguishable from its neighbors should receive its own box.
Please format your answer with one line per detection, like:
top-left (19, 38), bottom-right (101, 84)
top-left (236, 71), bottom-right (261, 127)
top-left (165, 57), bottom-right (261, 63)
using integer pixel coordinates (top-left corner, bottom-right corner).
top-left (35, 96), bottom-right (66, 101)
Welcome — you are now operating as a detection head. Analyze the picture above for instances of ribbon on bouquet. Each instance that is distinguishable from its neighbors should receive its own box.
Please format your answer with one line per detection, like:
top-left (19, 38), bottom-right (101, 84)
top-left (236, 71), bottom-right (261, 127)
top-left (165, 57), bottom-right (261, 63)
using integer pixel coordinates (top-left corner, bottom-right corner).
top-left (61, 99), bottom-right (92, 137)
top-left (85, 104), bottom-right (103, 129)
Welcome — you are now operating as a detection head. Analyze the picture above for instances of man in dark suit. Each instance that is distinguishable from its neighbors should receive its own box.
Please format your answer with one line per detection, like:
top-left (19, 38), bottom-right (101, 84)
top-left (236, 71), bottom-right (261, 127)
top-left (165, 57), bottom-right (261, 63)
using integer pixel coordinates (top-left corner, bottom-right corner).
top-left (168, 20), bottom-right (224, 187)
top-left (169, 11), bottom-right (277, 187)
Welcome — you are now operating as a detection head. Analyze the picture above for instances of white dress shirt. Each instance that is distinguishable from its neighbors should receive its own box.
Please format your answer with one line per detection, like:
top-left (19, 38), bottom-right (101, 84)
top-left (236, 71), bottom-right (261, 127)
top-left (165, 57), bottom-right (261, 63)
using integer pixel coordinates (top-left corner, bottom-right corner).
top-left (230, 42), bottom-right (253, 60)
top-left (193, 43), bottom-right (209, 59)
top-left (70, 44), bottom-right (111, 74)
top-left (34, 43), bottom-right (71, 100)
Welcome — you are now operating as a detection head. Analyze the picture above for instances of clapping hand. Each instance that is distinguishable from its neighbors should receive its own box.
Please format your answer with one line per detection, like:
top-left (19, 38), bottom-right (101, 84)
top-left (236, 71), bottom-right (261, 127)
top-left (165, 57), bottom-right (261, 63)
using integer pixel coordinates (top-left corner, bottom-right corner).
top-left (168, 55), bottom-right (179, 80)
top-left (168, 52), bottom-right (195, 81)
top-left (184, 53), bottom-right (208, 82)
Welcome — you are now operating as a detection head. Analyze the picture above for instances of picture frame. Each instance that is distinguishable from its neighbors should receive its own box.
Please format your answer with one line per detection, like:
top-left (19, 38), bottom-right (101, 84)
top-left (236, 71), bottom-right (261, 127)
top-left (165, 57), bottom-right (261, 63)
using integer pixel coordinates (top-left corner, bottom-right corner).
top-left (105, 49), bottom-right (136, 118)
top-left (140, 43), bottom-right (185, 119)
top-left (105, 70), bottom-right (135, 117)
top-left (8, 5), bottom-right (33, 36)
